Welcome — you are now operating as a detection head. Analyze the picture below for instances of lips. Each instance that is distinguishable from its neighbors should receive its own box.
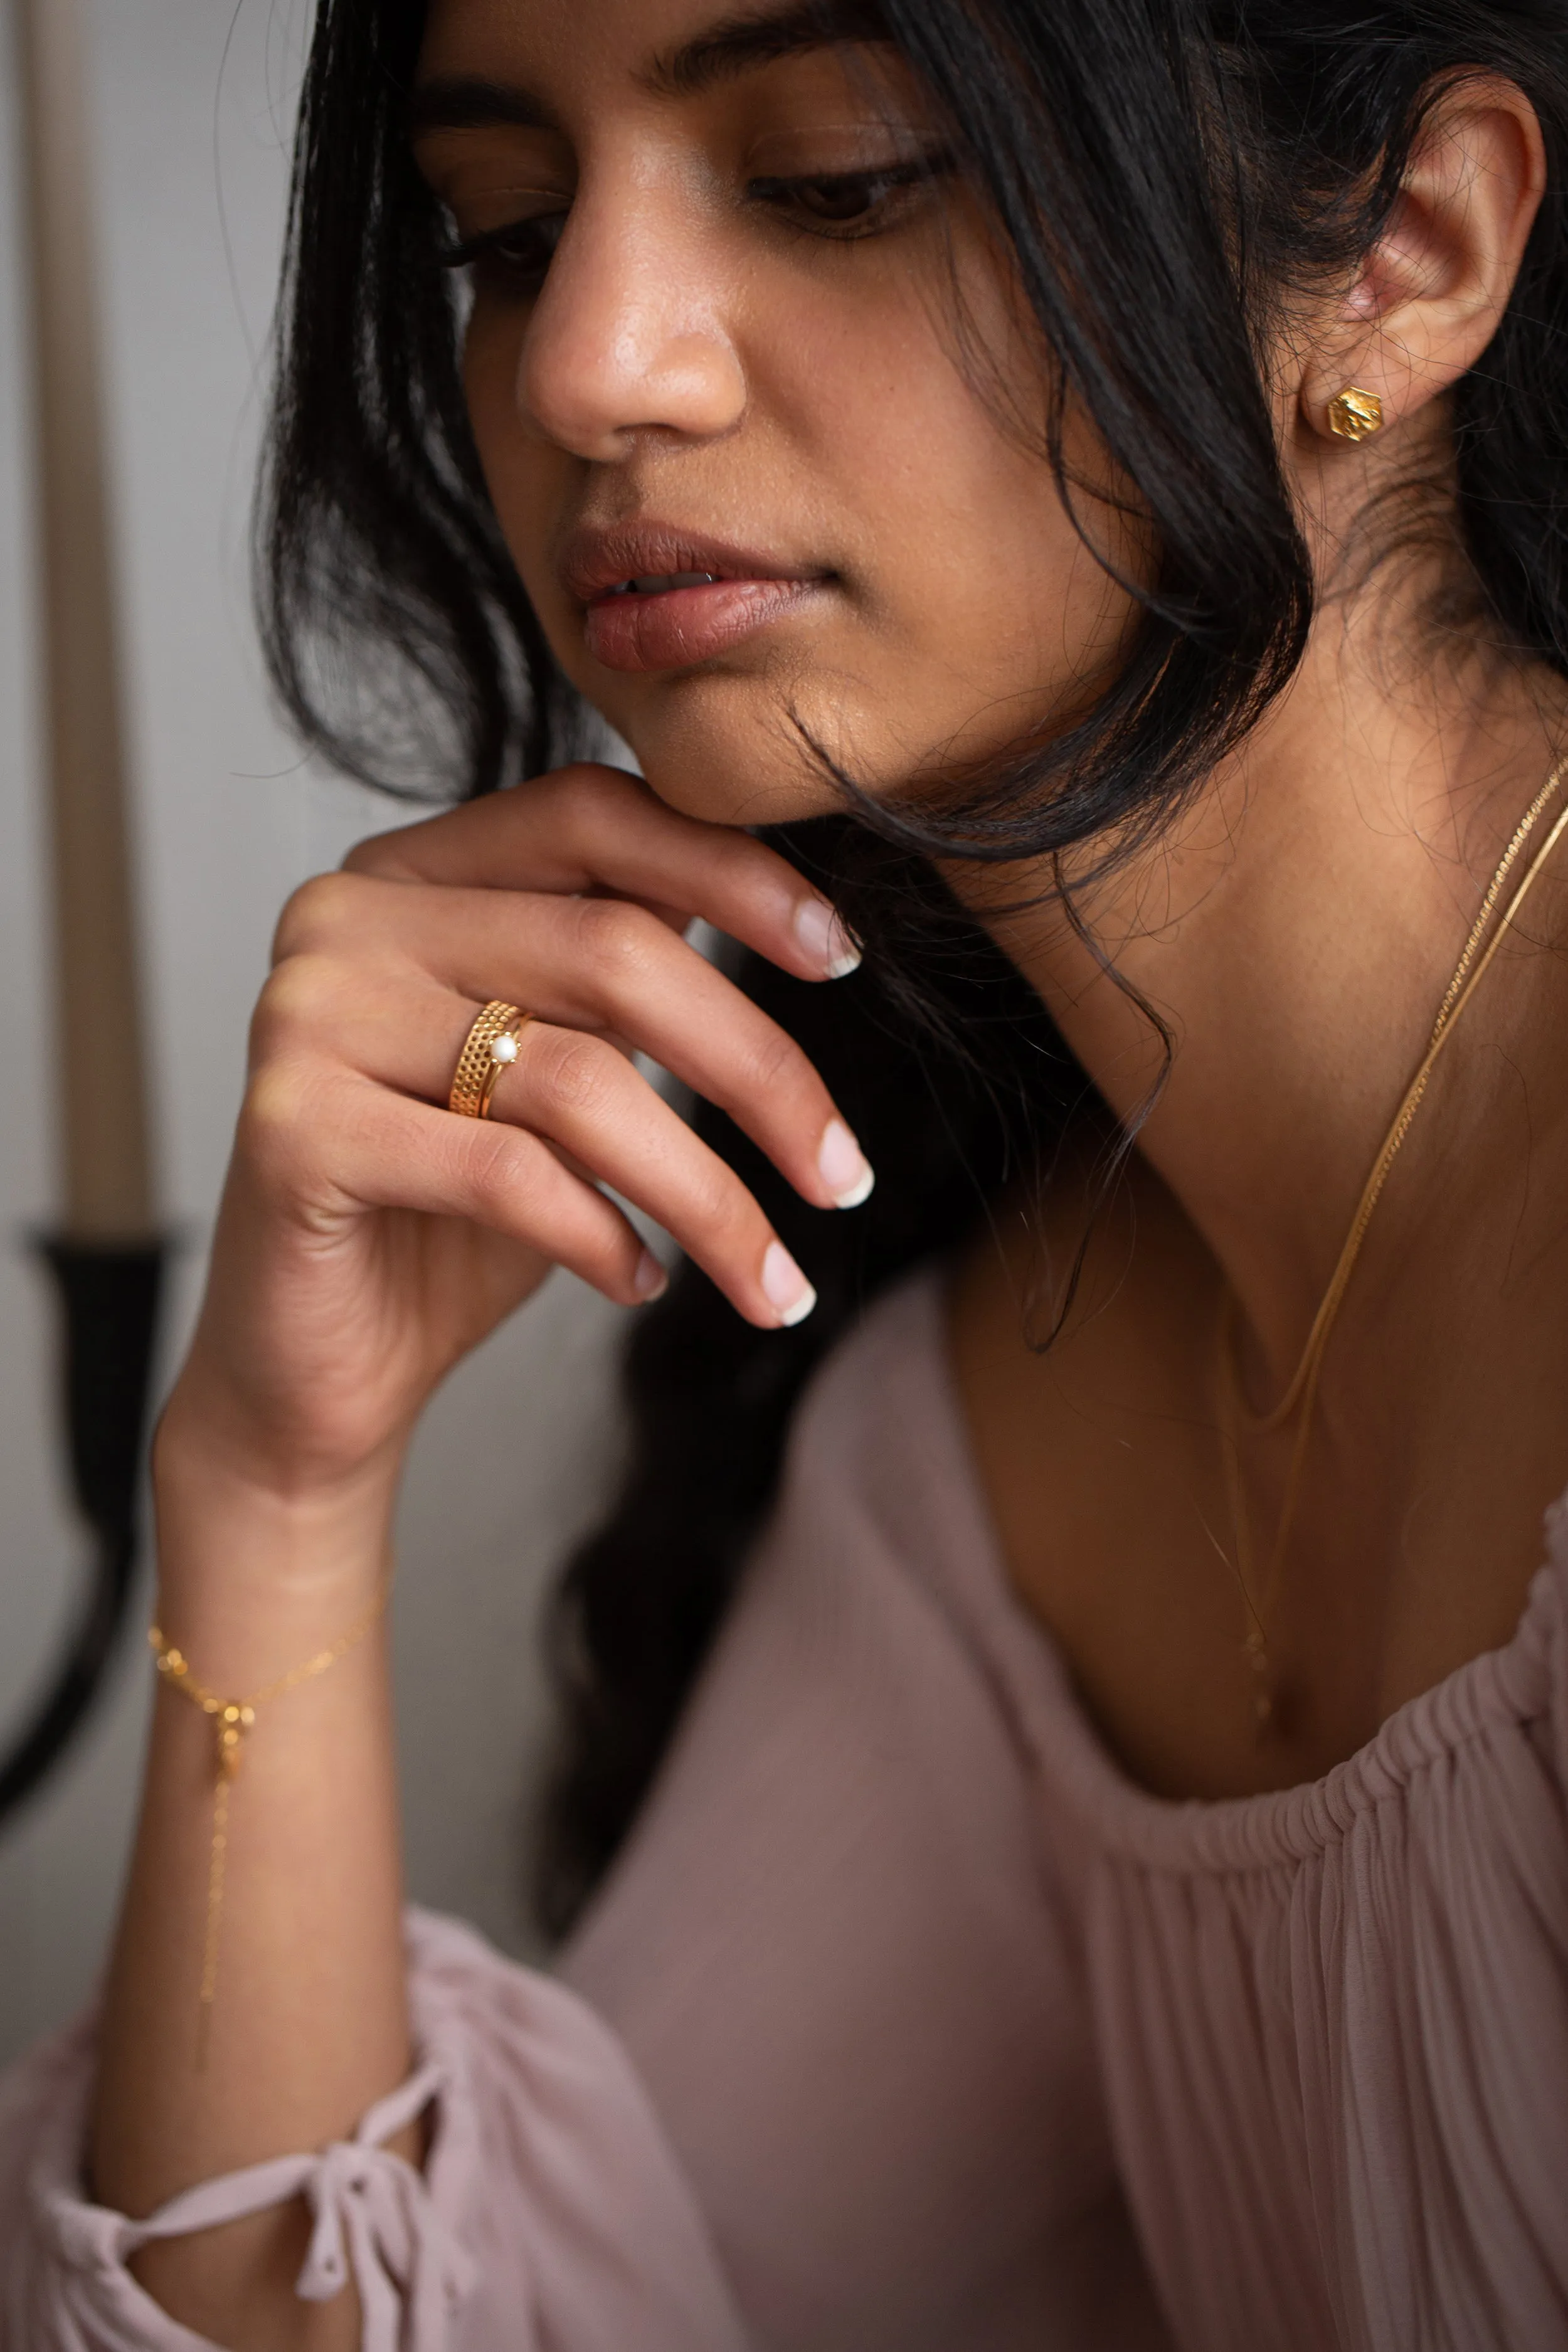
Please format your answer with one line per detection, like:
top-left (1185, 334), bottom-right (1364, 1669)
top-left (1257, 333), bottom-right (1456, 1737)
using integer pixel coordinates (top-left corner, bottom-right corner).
top-left (559, 525), bottom-right (831, 674)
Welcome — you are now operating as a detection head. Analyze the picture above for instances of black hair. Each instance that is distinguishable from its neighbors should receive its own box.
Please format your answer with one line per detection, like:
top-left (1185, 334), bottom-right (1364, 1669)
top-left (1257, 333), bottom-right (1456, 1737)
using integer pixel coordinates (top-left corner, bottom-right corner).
top-left (259, 0), bottom-right (1568, 1936)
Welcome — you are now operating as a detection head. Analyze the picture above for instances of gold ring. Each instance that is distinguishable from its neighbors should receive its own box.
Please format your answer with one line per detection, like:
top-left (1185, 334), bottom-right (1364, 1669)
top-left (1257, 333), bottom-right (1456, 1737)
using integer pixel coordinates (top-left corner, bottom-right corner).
top-left (448, 1000), bottom-right (532, 1120)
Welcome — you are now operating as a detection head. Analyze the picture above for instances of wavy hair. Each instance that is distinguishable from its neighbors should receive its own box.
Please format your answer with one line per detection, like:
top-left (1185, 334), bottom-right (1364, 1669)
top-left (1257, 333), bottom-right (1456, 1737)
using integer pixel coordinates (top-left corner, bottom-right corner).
top-left (258, 0), bottom-right (1568, 1934)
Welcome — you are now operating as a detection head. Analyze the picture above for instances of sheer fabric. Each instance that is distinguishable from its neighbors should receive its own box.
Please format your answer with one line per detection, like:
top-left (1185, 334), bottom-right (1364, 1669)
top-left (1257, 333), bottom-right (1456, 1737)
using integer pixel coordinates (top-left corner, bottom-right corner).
top-left (3, 1274), bottom-right (1565, 2349)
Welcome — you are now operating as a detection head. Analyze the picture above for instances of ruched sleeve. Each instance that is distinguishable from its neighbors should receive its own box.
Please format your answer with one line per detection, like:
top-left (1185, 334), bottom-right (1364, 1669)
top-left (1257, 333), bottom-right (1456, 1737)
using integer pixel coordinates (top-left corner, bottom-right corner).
top-left (0, 1909), bottom-right (750, 2352)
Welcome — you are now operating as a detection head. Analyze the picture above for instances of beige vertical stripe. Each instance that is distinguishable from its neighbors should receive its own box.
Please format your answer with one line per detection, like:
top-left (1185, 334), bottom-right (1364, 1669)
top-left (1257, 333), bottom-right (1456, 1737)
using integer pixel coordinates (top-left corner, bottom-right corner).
top-left (16, 0), bottom-right (154, 1239)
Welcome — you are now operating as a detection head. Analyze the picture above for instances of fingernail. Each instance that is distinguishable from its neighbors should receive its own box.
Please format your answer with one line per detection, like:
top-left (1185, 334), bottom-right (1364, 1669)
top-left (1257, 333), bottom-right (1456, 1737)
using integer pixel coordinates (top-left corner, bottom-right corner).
top-left (633, 1249), bottom-right (669, 1302)
top-left (818, 1118), bottom-right (875, 1209)
top-left (793, 896), bottom-right (861, 980)
top-left (761, 1239), bottom-right (816, 1327)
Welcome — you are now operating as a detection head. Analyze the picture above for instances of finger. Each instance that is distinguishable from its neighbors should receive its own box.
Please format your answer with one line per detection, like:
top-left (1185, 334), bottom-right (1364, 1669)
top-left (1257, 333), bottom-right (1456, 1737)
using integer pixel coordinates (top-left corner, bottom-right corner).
top-left (507, 1024), bottom-right (817, 1325)
top-left (593, 887), bottom-right (695, 940)
top-left (421, 1005), bottom-right (821, 1323)
top-left (457, 896), bottom-right (874, 1212)
top-left (253, 935), bottom-right (840, 1320)
top-left (262, 912), bottom-right (875, 1217)
top-left (247, 1059), bottom-right (669, 1311)
top-left (373, 1059), bottom-right (815, 1329)
top-left (261, 963), bottom-right (825, 1327)
top-left (339, 765), bottom-right (859, 983)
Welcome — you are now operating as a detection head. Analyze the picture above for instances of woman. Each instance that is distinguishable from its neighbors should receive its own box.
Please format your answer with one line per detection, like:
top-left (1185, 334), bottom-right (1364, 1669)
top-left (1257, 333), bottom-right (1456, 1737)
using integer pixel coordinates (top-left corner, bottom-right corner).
top-left (3, 0), bottom-right (1567, 2343)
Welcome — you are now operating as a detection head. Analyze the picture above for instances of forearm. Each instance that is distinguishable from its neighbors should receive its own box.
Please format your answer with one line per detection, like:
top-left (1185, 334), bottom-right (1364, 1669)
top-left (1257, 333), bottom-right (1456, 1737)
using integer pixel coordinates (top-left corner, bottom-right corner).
top-left (88, 1429), bottom-right (414, 2344)
top-left (63, 774), bottom-right (857, 2344)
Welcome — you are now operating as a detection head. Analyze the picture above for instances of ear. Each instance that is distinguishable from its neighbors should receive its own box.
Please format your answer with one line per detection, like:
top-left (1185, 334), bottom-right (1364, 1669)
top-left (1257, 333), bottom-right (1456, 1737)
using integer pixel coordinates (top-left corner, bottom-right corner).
top-left (1298, 75), bottom-right (1546, 444)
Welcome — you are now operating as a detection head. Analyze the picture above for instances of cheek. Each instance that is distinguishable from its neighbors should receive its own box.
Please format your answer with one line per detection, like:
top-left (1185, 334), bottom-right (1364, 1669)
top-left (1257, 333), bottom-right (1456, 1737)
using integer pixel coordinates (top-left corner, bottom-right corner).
top-left (461, 316), bottom-right (571, 615)
top-left (780, 335), bottom-right (1142, 770)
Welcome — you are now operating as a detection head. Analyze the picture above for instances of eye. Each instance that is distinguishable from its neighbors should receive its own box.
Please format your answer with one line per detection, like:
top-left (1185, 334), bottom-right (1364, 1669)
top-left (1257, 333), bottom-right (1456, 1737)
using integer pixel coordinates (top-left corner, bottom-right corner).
top-left (439, 209), bottom-right (569, 296)
top-left (748, 152), bottom-right (951, 239)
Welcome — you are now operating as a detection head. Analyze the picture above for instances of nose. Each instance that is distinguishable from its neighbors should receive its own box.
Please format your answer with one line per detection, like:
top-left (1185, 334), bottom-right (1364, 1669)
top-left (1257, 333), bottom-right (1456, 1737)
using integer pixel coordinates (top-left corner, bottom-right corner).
top-left (516, 171), bottom-right (748, 461)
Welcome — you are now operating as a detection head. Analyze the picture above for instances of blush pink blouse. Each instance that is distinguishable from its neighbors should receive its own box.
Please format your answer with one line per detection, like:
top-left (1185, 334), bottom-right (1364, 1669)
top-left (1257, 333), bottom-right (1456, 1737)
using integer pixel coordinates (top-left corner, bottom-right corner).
top-left (3, 1273), bottom-right (1567, 2350)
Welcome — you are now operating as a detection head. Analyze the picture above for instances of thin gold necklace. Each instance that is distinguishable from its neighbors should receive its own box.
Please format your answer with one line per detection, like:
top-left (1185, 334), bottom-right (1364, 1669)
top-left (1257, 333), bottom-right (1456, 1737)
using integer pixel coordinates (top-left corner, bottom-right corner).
top-left (1218, 764), bottom-right (1568, 1733)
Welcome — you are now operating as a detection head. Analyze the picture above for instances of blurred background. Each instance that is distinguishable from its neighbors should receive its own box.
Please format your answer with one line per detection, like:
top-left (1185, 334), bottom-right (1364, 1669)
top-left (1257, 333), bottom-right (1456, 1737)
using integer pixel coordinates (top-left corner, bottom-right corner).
top-left (0, 0), bottom-right (627, 2064)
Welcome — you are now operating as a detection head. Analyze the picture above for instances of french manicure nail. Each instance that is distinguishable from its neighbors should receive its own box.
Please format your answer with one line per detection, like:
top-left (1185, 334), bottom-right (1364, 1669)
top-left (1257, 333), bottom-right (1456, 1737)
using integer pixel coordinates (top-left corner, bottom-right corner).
top-left (793, 896), bottom-right (861, 980)
top-left (761, 1239), bottom-right (817, 1326)
top-left (634, 1249), bottom-right (669, 1301)
top-left (818, 1118), bottom-right (876, 1209)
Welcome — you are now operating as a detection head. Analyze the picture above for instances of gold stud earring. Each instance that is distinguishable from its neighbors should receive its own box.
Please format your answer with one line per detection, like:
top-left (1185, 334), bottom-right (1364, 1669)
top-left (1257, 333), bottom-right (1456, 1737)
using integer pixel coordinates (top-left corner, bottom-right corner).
top-left (1327, 385), bottom-right (1384, 443)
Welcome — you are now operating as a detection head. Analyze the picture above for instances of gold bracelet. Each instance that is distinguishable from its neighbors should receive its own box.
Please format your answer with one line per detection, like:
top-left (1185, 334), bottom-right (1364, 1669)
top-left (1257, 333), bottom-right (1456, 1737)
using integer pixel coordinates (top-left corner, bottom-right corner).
top-left (149, 1584), bottom-right (388, 2070)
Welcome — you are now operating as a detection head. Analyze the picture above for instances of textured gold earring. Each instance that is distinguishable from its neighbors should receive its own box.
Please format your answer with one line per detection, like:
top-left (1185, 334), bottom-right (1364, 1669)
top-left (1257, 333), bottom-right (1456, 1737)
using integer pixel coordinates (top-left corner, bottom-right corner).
top-left (1327, 385), bottom-right (1384, 442)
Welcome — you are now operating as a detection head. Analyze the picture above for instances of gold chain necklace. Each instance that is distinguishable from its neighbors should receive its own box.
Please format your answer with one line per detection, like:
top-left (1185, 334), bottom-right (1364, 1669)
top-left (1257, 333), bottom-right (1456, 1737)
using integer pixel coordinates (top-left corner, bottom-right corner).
top-left (1218, 765), bottom-right (1568, 1732)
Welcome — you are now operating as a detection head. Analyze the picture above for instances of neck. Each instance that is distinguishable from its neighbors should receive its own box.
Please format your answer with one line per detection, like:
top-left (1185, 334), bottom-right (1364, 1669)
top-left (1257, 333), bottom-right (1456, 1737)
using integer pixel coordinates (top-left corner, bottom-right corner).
top-left (975, 593), bottom-right (1567, 1392)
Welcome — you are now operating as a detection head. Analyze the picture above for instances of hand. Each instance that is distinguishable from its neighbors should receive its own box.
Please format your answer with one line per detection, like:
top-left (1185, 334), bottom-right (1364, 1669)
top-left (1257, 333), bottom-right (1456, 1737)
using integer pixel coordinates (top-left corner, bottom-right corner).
top-left (160, 765), bottom-right (869, 1505)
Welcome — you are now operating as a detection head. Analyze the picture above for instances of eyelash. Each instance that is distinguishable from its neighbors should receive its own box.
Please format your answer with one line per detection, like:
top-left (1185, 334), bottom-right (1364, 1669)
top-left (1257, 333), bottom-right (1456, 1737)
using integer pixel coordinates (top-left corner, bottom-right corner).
top-left (439, 152), bottom-right (953, 293)
top-left (750, 152), bottom-right (953, 236)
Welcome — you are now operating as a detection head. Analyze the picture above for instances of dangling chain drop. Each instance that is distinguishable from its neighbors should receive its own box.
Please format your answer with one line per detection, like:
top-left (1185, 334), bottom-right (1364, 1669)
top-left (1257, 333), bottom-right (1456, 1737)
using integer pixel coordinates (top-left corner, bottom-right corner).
top-left (149, 1586), bottom-right (386, 2069)
top-left (1219, 766), bottom-right (1568, 1733)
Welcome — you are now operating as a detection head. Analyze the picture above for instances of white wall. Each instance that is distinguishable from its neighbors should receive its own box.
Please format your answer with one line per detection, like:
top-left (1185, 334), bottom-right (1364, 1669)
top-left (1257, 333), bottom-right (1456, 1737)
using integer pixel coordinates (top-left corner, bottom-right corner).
top-left (0, 0), bottom-right (627, 2063)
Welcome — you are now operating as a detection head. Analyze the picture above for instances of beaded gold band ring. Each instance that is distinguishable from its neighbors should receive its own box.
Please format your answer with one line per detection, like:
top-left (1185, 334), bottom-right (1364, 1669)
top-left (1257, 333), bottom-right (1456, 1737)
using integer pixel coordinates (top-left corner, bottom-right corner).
top-left (448, 999), bottom-right (532, 1120)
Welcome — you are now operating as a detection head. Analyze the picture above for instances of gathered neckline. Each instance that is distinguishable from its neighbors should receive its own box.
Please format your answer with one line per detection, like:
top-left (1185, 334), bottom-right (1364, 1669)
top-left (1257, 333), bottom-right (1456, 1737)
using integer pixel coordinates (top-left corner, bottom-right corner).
top-left (862, 1271), bottom-right (1567, 1877)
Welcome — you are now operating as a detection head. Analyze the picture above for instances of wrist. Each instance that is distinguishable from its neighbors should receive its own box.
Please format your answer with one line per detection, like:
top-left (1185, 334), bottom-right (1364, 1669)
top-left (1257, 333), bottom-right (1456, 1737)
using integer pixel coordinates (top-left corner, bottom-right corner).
top-left (153, 1396), bottom-right (403, 1513)
top-left (155, 1336), bottom-right (416, 1496)
top-left (151, 1417), bottom-right (397, 1679)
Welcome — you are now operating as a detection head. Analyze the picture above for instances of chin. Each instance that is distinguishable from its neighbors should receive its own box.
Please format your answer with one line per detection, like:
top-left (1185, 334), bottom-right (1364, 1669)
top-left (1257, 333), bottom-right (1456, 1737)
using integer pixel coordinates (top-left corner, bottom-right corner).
top-left (590, 676), bottom-right (855, 831)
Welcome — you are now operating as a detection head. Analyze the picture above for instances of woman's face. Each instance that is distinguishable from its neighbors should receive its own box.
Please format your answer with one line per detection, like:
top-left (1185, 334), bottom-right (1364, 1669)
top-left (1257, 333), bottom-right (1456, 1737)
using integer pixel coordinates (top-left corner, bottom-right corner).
top-left (413, 0), bottom-right (1142, 824)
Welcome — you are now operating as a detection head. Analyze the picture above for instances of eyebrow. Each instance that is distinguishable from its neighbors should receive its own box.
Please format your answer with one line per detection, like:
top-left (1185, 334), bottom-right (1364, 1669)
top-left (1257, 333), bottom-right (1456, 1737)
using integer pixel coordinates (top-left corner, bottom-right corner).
top-left (643, 3), bottom-right (889, 98)
top-left (407, 78), bottom-right (555, 139)
top-left (408, 3), bottom-right (889, 137)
